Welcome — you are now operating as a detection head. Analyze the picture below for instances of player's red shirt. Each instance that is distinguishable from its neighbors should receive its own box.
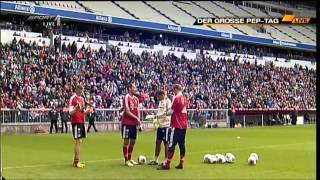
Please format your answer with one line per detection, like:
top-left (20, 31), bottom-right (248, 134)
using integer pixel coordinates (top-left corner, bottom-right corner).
top-left (171, 92), bottom-right (189, 129)
top-left (122, 94), bottom-right (139, 126)
top-left (69, 94), bottom-right (85, 124)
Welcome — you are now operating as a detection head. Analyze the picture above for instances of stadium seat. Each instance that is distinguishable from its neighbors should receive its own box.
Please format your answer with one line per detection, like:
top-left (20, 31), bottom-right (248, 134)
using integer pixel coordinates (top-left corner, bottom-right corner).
top-left (114, 1), bottom-right (175, 24)
top-left (80, 1), bottom-right (135, 19)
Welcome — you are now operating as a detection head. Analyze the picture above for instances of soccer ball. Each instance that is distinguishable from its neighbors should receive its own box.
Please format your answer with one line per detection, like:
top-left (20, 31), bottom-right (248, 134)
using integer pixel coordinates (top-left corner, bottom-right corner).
top-left (220, 155), bottom-right (226, 164)
top-left (248, 156), bottom-right (257, 165)
top-left (203, 154), bottom-right (211, 163)
top-left (138, 155), bottom-right (147, 165)
top-left (215, 153), bottom-right (226, 164)
top-left (208, 155), bottom-right (218, 164)
top-left (250, 153), bottom-right (259, 161)
top-left (225, 153), bottom-right (236, 163)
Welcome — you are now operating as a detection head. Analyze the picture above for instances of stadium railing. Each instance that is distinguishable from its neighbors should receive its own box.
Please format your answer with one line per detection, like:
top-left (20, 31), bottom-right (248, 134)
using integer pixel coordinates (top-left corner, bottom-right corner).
top-left (234, 108), bottom-right (317, 127)
top-left (0, 108), bottom-right (316, 134)
top-left (0, 108), bottom-right (229, 134)
top-left (0, 108), bottom-right (228, 124)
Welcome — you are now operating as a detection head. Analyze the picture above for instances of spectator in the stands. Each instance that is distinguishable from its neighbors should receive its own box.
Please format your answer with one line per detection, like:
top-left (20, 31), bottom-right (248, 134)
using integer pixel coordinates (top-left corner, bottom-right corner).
top-left (0, 30), bottom-right (316, 111)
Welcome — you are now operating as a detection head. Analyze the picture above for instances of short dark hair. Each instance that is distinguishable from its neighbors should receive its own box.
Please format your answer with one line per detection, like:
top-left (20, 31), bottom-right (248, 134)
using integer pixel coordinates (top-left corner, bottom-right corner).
top-left (156, 89), bottom-right (166, 97)
top-left (127, 83), bottom-right (136, 90)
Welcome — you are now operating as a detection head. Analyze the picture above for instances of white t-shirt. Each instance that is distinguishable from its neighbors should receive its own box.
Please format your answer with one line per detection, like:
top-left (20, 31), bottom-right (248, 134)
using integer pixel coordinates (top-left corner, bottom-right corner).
top-left (157, 97), bottom-right (172, 128)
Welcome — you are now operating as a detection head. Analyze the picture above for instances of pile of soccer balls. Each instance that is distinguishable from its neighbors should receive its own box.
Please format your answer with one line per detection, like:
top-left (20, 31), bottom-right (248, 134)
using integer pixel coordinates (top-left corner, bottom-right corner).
top-left (203, 152), bottom-right (259, 165)
top-left (203, 153), bottom-right (236, 164)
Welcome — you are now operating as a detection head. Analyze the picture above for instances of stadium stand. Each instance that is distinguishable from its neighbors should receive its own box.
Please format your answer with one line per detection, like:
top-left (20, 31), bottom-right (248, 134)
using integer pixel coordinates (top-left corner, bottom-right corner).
top-left (0, 28), bottom-right (316, 110)
top-left (113, 1), bottom-right (175, 24)
top-left (3, 1), bottom-right (316, 45)
top-left (11, 1), bottom-right (35, 5)
top-left (289, 25), bottom-right (316, 41)
top-left (79, 1), bottom-right (135, 19)
top-left (35, 1), bottom-right (86, 12)
top-left (266, 11), bottom-right (315, 43)
top-left (145, 1), bottom-right (211, 30)
top-left (193, 1), bottom-right (272, 38)
top-left (0, 1), bottom-right (316, 111)
top-left (235, 4), bottom-right (315, 44)
top-left (173, 1), bottom-right (244, 35)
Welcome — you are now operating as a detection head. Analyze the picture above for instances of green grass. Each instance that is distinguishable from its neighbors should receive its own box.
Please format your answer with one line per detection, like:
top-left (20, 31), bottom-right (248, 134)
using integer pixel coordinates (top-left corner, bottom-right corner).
top-left (2, 125), bottom-right (316, 180)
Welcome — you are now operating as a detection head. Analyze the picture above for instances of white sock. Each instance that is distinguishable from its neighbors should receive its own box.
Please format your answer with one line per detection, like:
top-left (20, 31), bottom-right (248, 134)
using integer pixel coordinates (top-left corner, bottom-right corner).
top-left (155, 156), bottom-right (159, 162)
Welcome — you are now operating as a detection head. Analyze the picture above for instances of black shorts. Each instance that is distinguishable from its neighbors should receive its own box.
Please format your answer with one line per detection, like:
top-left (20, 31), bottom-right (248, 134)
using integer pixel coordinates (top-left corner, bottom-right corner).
top-left (72, 123), bottom-right (86, 140)
top-left (156, 127), bottom-right (170, 142)
top-left (121, 124), bottom-right (137, 139)
top-left (168, 128), bottom-right (187, 148)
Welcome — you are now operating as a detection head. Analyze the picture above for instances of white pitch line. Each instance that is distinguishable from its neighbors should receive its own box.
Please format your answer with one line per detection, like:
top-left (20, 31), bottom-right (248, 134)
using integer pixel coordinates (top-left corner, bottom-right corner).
top-left (3, 142), bottom-right (313, 170)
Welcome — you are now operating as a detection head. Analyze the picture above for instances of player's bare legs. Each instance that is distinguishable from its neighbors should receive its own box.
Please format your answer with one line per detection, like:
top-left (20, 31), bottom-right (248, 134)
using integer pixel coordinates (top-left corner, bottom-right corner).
top-left (74, 139), bottom-right (80, 163)
top-left (123, 139), bottom-right (131, 166)
top-left (158, 140), bottom-right (177, 170)
top-left (73, 139), bottom-right (85, 168)
top-left (128, 139), bottom-right (137, 164)
top-left (164, 141), bottom-right (168, 159)
top-left (123, 138), bottom-right (137, 166)
top-left (149, 140), bottom-right (162, 165)
top-left (154, 140), bottom-right (162, 162)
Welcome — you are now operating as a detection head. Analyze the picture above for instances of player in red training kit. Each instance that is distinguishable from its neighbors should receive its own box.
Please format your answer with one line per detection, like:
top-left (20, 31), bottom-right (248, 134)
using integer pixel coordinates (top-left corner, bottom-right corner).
top-left (69, 84), bottom-right (90, 168)
top-left (158, 84), bottom-right (189, 170)
top-left (121, 83), bottom-right (141, 167)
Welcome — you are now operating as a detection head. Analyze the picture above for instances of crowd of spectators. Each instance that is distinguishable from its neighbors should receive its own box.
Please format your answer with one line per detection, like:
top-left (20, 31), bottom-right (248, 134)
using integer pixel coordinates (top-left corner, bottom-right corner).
top-left (35, 21), bottom-right (316, 62)
top-left (0, 34), bottom-right (316, 110)
top-left (107, 33), bottom-right (316, 62)
top-left (95, 31), bottom-right (315, 62)
top-left (1, 18), bottom-right (316, 62)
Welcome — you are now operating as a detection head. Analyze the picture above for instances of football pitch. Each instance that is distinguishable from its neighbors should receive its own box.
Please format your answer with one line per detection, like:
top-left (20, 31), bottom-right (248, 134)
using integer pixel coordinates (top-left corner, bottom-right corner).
top-left (1, 125), bottom-right (316, 180)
